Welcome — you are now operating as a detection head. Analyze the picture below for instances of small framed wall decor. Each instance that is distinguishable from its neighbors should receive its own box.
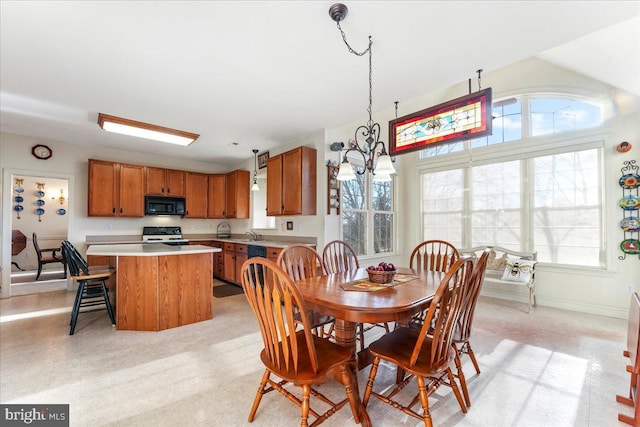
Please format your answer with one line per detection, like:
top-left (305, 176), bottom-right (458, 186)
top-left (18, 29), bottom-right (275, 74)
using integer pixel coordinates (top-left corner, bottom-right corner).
top-left (258, 151), bottom-right (269, 169)
top-left (389, 88), bottom-right (492, 156)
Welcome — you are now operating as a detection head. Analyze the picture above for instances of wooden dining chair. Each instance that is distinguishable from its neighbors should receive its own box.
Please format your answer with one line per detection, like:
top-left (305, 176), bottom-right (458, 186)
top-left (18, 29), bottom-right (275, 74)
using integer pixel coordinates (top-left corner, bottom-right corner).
top-left (278, 244), bottom-right (335, 337)
top-left (322, 240), bottom-right (390, 351)
top-left (363, 256), bottom-right (475, 426)
top-left (61, 241), bottom-right (115, 335)
top-left (33, 232), bottom-right (66, 280)
top-left (240, 257), bottom-right (361, 426)
top-left (322, 240), bottom-right (360, 274)
top-left (452, 248), bottom-right (490, 407)
top-left (408, 240), bottom-right (461, 326)
top-left (409, 239), bottom-right (460, 272)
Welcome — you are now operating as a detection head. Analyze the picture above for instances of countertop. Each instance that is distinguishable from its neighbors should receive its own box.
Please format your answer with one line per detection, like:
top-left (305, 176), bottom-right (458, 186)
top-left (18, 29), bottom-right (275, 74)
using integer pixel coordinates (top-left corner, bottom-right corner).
top-left (87, 244), bottom-right (220, 257)
top-left (86, 234), bottom-right (316, 249)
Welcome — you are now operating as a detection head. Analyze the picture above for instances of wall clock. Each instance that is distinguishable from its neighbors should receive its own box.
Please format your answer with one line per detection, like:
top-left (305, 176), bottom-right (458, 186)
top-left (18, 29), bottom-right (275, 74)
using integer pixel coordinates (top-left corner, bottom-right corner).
top-left (31, 144), bottom-right (52, 160)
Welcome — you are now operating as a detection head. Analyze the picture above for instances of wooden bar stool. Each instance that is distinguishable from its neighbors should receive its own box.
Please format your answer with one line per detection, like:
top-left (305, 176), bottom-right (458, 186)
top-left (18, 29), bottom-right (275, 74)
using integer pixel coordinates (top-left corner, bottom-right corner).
top-left (61, 241), bottom-right (115, 335)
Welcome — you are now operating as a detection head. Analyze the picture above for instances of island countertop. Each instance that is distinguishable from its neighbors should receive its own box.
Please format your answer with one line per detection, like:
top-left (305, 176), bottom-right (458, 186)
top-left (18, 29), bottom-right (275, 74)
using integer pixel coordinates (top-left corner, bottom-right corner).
top-left (87, 243), bottom-right (221, 257)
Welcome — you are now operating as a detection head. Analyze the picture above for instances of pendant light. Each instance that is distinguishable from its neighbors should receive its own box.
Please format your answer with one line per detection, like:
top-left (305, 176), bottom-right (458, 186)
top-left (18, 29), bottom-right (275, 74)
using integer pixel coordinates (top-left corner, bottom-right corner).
top-left (251, 149), bottom-right (260, 191)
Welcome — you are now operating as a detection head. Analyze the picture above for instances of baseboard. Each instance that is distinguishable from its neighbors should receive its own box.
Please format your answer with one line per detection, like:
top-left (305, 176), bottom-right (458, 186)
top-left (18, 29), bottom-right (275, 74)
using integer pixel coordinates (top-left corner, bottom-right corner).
top-left (480, 288), bottom-right (628, 319)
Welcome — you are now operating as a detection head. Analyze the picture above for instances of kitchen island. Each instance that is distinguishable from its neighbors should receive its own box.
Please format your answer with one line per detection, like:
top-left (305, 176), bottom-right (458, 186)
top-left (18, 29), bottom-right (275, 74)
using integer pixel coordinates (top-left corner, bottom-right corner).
top-left (86, 244), bottom-right (221, 331)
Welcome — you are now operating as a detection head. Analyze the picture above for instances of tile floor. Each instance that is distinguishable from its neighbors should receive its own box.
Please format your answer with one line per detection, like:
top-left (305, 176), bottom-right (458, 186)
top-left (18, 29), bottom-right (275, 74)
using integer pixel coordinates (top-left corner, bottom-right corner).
top-left (0, 283), bottom-right (631, 426)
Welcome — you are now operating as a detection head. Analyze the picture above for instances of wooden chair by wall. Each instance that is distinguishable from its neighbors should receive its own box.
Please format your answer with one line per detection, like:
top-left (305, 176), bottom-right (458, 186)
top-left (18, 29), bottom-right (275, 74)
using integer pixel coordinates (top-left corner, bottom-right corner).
top-left (362, 257), bottom-right (474, 426)
top-left (240, 257), bottom-right (360, 426)
top-left (33, 232), bottom-right (66, 280)
top-left (409, 239), bottom-right (460, 272)
top-left (616, 292), bottom-right (640, 426)
top-left (322, 240), bottom-right (390, 352)
top-left (453, 248), bottom-right (490, 407)
top-left (61, 241), bottom-right (115, 335)
top-left (277, 244), bottom-right (335, 337)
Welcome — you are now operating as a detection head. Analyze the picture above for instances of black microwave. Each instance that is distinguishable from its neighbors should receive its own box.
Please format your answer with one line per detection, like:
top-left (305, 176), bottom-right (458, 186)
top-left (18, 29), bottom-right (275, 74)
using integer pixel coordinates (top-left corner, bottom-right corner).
top-left (145, 196), bottom-right (186, 216)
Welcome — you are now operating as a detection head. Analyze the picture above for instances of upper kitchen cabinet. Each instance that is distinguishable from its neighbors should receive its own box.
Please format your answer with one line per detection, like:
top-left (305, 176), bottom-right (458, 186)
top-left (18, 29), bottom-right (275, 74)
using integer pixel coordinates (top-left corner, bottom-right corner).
top-left (225, 170), bottom-right (250, 219)
top-left (207, 174), bottom-right (226, 218)
top-left (185, 172), bottom-right (208, 218)
top-left (146, 167), bottom-right (185, 197)
top-left (88, 159), bottom-right (145, 217)
top-left (266, 146), bottom-right (316, 216)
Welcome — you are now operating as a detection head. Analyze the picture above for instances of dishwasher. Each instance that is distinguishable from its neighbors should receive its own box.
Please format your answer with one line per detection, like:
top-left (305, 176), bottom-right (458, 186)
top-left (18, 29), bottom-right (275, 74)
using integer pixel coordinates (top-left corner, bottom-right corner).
top-left (247, 245), bottom-right (267, 283)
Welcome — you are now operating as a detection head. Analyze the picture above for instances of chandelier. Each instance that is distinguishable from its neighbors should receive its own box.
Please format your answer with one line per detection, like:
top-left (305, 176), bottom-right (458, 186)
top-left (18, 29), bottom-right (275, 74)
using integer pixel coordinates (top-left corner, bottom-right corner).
top-left (329, 3), bottom-right (395, 182)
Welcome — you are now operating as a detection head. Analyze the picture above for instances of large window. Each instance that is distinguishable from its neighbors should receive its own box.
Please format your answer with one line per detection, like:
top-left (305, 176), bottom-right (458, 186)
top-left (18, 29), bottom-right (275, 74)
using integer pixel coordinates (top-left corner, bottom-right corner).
top-left (342, 166), bottom-right (395, 256)
top-left (419, 94), bottom-right (605, 268)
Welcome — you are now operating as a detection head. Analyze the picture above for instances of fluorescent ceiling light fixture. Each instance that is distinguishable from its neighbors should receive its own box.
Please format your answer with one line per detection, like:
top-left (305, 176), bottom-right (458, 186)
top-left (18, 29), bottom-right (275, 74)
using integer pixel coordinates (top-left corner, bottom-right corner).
top-left (97, 113), bottom-right (199, 146)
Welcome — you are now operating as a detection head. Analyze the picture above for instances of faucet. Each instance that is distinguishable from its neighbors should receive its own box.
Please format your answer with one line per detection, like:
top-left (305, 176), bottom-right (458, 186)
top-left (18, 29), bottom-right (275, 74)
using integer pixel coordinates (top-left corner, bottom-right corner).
top-left (245, 230), bottom-right (261, 241)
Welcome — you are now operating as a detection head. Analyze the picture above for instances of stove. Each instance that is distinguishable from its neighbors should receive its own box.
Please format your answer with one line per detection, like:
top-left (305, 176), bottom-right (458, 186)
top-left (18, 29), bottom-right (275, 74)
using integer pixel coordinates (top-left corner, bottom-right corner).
top-left (142, 226), bottom-right (190, 246)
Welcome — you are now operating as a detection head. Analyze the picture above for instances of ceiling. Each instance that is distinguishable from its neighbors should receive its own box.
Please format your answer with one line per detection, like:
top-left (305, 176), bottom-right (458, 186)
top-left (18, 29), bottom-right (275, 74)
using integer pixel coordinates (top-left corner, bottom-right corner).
top-left (1, 1), bottom-right (639, 166)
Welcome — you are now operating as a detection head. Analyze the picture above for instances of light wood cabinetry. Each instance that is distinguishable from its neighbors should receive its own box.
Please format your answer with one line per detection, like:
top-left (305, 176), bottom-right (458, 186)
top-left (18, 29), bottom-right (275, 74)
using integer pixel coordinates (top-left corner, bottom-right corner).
top-left (267, 247), bottom-right (283, 262)
top-left (225, 170), bottom-right (250, 219)
top-left (207, 174), bottom-right (226, 218)
top-left (185, 172), bottom-right (208, 218)
top-left (146, 167), bottom-right (185, 197)
top-left (88, 159), bottom-right (145, 217)
top-left (222, 242), bottom-right (248, 285)
top-left (266, 146), bottom-right (316, 216)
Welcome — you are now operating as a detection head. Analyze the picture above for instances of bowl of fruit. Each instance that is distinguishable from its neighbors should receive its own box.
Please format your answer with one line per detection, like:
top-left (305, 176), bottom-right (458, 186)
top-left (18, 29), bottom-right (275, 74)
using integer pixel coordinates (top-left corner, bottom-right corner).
top-left (367, 262), bottom-right (397, 284)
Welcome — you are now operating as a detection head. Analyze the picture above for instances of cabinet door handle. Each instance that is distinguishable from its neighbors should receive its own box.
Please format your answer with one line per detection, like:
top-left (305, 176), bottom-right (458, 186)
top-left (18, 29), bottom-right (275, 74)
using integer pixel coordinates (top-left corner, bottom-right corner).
top-left (167, 187), bottom-right (170, 193)
top-left (162, 187), bottom-right (165, 193)
top-left (112, 207), bottom-right (116, 214)
top-left (120, 208), bottom-right (123, 214)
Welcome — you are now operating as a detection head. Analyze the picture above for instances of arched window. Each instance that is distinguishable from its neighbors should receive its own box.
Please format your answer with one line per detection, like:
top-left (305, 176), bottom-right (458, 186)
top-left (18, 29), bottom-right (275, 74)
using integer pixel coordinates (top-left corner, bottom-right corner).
top-left (418, 93), bottom-right (605, 268)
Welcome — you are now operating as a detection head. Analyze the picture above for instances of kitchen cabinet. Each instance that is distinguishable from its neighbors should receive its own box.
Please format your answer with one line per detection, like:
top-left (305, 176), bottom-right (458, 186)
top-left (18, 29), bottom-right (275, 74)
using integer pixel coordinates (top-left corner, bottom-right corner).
top-left (266, 146), bottom-right (316, 216)
top-left (223, 242), bottom-right (247, 285)
top-left (267, 247), bottom-right (283, 262)
top-left (185, 172), bottom-right (208, 218)
top-left (88, 159), bottom-right (145, 217)
top-left (146, 167), bottom-right (185, 197)
top-left (207, 174), bottom-right (226, 218)
top-left (225, 170), bottom-right (250, 219)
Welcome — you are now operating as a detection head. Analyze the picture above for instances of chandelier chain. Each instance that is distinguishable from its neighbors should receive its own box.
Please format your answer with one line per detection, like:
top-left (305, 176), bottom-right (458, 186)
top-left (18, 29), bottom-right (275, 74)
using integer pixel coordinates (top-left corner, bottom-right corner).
top-left (336, 21), bottom-right (375, 131)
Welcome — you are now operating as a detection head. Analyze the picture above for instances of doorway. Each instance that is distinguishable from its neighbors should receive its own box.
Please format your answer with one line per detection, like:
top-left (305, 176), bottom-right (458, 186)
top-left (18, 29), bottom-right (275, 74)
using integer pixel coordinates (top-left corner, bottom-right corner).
top-left (2, 169), bottom-right (73, 298)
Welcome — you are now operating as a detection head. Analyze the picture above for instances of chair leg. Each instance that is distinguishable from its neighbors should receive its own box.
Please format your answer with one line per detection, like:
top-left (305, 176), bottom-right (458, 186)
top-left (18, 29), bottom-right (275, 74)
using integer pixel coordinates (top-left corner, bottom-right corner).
top-left (466, 342), bottom-right (481, 375)
top-left (248, 369), bottom-right (270, 422)
top-left (357, 323), bottom-right (366, 352)
top-left (35, 263), bottom-right (43, 281)
top-left (362, 357), bottom-right (380, 407)
top-left (448, 368), bottom-right (467, 413)
top-left (101, 280), bottom-right (116, 326)
top-left (339, 364), bottom-right (360, 424)
top-left (300, 384), bottom-right (311, 427)
top-left (69, 281), bottom-right (86, 335)
top-left (415, 375), bottom-right (433, 427)
top-left (454, 349), bottom-right (471, 408)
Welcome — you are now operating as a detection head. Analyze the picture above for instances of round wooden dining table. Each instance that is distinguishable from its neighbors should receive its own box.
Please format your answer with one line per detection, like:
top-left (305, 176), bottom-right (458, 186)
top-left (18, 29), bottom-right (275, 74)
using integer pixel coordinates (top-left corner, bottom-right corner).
top-left (293, 266), bottom-right (444, 427)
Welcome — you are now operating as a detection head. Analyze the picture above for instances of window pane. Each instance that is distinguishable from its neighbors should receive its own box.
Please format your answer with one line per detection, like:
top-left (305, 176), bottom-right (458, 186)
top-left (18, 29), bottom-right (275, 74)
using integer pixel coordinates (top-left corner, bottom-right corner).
top-left (343, 211), bottom-right (367, 256)
top-left (341, 168), bottom-right (365, 210)
top-left (532, 149), bottom-right (601, 266)
top-left (422, 169), bottom-right (464, 245)
top-left (471, 98), bottom-right (522, 148)
top-left (374, 213), bottom-right (393, 254)
top-left (420, 141), bottom-right (464, 158)
top-left (530, 98), bottom-right (602, 136)
top-left (470, 161), bottom-right (522, 249)
top-left (372, 180), bottom-right (392, 212)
